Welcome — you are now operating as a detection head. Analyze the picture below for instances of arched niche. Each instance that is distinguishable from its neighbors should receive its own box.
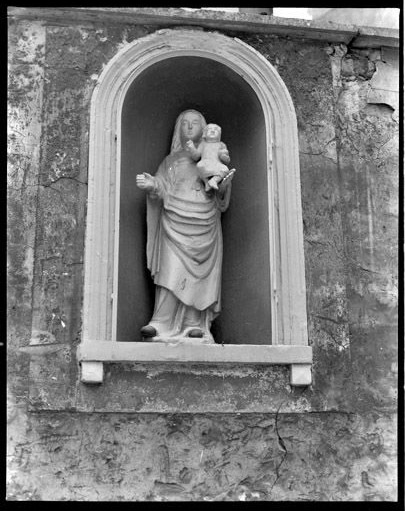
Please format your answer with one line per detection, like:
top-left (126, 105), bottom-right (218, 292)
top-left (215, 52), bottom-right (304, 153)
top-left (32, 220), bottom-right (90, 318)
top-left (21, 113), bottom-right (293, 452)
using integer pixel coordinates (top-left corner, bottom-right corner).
top-left (118, 56), bottom-right (269, 344)
top-left (78, 29), bottom-right (311, 385)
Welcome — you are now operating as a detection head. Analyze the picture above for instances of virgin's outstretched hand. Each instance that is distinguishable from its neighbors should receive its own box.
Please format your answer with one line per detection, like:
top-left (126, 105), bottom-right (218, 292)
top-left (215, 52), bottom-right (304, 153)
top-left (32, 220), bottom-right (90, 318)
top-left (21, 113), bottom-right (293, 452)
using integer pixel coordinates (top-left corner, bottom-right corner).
top-left (136, 172), bottom-right (155, 192)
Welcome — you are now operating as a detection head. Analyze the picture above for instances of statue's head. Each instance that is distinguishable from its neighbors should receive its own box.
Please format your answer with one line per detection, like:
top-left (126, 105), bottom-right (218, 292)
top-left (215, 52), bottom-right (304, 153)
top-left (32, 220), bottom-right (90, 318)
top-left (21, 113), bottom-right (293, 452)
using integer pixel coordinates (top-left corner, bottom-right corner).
top-left (203, 123), bottom-right (221, 142)
top-left (171, 109), bottom-right (207, 153)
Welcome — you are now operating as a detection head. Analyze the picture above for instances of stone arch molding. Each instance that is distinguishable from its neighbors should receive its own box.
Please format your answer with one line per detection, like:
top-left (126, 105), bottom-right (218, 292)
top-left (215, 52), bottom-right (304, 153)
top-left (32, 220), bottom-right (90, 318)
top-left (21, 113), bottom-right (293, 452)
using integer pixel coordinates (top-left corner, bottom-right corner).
top-left (78, 29), bottom-right (312, 386)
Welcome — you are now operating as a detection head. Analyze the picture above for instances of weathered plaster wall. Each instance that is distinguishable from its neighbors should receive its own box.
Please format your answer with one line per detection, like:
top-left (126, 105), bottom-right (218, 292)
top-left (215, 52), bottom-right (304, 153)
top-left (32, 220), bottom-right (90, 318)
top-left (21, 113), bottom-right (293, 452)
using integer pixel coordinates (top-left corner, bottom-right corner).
top-left (7, 13), bottom-right (398, 501)
top-left (236, 33), bottom-right (398, 413)
top-left (7, 411), bottom-right (396, 501)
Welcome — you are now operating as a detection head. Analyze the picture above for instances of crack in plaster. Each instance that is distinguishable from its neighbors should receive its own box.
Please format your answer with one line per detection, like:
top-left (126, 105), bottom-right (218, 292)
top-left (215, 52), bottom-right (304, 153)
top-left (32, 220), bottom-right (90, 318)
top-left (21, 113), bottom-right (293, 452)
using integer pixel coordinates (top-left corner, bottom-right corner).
top-left (267, 399), bottom-right (289, 495)
top-left (314, 314), bottom-right (345, 326)
top-left (9, 175), bottom-right (88, 193)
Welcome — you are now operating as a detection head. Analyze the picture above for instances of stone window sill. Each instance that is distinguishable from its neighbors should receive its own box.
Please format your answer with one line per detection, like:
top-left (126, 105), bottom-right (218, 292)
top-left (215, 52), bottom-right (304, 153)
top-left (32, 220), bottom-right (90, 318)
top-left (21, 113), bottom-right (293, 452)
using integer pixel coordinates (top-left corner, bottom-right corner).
top-left (77, 341), bottom-right (312, 386)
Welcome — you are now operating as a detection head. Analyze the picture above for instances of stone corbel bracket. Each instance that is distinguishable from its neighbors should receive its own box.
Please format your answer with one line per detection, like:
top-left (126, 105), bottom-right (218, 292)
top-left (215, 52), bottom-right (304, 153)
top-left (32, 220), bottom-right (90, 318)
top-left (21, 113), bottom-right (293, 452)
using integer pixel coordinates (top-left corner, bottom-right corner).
top-left (78, 342), bottom-right (312, 386)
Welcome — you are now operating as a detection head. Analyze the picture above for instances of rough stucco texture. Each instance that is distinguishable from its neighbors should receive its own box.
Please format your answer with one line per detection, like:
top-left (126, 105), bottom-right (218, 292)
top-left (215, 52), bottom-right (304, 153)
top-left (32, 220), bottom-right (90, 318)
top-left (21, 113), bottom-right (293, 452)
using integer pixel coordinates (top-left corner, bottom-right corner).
top-left (7, 16), bottom-right (398, 501)
top-left (7, 411), bottom-right (397, 501)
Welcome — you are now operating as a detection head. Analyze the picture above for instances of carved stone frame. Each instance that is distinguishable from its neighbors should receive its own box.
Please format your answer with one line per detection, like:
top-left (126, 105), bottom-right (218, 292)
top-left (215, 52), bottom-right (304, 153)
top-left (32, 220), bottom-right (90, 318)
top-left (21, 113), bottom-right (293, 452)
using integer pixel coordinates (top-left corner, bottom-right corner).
top-left (77, 29), bottom-right (311, 386)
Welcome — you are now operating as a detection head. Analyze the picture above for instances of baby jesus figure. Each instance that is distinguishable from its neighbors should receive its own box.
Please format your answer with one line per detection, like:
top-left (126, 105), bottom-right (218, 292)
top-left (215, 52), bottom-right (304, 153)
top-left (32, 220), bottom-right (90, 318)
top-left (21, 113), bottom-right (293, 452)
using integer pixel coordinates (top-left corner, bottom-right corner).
top-left (186, 123), bottom-right (236, 191)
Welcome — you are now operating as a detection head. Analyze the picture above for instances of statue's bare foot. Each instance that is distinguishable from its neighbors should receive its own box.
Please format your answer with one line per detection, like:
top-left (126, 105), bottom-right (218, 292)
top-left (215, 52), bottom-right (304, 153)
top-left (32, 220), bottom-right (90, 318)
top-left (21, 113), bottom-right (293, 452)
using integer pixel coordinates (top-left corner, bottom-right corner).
top-left (208, 178), bottom-right (219, 190)
top-left (188, 328), bottom-right (204, 338)
top-left (141, 325), bottom-right (157, 337)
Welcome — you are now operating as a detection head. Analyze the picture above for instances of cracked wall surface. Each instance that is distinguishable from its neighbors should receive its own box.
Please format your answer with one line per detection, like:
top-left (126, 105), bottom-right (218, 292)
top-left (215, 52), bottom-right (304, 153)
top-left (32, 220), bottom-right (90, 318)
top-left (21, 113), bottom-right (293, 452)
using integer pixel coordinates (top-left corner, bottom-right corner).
top-left (7, 13), bottom-right (398, 501)
top-left (7, 411), bottom-right (396, 501)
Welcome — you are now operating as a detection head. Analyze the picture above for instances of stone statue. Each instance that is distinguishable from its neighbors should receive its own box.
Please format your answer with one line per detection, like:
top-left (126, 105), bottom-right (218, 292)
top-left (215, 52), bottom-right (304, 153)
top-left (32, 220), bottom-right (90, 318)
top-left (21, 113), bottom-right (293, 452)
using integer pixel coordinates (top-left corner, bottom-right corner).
top-left (135, 109), bottom-right (235, 343)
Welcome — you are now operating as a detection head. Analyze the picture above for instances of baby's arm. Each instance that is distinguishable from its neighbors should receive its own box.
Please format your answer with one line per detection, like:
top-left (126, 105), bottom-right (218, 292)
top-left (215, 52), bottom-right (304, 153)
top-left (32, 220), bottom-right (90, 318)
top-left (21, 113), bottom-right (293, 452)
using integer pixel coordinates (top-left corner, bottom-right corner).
top-left (186, 140), bottom-right (202, 161)
top-left (218, 142), bottom-right (230, 164)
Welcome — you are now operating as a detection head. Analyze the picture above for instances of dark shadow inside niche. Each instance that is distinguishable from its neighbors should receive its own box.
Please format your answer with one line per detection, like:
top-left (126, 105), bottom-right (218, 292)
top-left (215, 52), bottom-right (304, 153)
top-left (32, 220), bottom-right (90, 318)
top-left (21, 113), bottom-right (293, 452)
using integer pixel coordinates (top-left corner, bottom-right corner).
top-left (118, 56), bottom-right (271, 344)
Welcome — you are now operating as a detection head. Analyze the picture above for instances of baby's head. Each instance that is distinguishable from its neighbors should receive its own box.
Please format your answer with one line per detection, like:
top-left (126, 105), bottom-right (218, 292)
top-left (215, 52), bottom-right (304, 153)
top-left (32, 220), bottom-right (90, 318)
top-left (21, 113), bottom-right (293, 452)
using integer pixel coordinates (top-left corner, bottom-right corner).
top-left (203, 123), bottom-right (222, 142)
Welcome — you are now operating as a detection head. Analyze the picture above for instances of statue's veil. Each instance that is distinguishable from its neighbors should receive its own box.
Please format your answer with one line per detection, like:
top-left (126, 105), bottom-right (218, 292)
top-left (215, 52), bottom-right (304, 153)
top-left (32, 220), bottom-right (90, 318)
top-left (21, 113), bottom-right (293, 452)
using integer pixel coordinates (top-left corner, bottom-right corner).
top-left (170, 109), bottom-right (207, 153)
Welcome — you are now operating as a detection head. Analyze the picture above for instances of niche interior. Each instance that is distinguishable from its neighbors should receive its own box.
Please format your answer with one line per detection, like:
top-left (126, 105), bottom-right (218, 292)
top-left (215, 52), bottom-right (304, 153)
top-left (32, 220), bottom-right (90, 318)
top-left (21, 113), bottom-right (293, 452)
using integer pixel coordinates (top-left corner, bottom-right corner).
top-left (117, 56), bottom-right (271, 345)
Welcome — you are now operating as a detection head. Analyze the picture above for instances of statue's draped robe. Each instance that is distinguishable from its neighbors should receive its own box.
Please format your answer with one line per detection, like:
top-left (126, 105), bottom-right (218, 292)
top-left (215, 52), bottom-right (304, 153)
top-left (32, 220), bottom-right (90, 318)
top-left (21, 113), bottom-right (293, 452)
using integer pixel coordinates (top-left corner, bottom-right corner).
top-left (146, 150), bottom-right (230, 339)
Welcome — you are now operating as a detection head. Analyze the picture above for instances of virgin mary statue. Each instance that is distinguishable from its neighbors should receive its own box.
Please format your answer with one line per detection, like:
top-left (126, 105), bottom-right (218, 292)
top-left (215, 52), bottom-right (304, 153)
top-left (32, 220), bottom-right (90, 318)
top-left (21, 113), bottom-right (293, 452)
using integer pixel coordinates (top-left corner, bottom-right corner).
top-left (136, 109), bottom-right (234, 343)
